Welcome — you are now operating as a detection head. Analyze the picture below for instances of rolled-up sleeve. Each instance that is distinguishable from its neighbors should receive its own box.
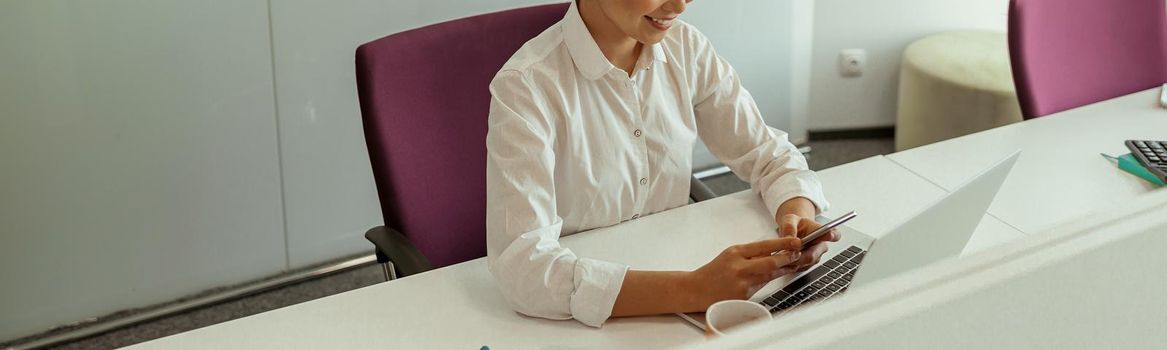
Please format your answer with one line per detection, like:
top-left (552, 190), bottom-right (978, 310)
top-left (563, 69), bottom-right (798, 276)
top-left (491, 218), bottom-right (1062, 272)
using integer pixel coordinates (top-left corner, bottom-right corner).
top-left (686, 27), bottom-right (830, 217)
top-left (485, 70), bottom-right (630, 327)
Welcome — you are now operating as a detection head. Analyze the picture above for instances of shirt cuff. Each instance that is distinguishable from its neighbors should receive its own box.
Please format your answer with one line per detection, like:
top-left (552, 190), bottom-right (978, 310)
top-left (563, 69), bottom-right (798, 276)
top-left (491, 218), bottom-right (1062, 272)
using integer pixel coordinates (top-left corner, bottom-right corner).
top-left (761, 170), bottom-right (830, 221)
top-left (569, 258), bottom-right (630, 327)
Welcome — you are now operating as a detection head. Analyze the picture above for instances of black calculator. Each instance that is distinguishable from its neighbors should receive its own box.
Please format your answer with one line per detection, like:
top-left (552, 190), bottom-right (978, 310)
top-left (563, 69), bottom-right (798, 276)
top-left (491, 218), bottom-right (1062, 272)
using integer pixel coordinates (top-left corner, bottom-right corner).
top-left (1125, 140), bottom-right (1167, 183)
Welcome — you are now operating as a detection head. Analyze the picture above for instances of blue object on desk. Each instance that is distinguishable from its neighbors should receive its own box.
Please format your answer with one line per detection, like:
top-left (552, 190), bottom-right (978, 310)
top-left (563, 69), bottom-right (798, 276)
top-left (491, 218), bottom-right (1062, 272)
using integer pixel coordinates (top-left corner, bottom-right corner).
top-left (1102, 153), bottom-right (1166, 186)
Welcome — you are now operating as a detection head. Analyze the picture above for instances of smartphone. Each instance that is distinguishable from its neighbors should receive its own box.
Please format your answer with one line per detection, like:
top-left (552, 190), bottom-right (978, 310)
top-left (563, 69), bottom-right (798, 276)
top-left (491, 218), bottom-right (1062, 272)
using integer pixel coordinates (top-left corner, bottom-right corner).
top-left (799, 211), bottom-right (857, 246)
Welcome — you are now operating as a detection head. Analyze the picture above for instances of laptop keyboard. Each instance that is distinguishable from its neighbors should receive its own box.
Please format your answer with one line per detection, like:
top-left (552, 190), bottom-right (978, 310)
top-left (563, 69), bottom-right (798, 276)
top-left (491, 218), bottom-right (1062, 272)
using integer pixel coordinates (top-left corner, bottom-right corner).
top-left (760, 245), bottom-right (866, 313)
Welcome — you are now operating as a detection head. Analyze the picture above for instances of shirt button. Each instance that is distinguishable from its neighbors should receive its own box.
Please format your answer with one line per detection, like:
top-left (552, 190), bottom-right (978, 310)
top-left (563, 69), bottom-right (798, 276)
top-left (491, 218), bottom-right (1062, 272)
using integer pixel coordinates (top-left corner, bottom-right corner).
top-left (640, 178), bottom-right (648, 186)
top-left (632, 214), bottom-right (640, 219)
top-left (633, 129), bottom-right (642, 138)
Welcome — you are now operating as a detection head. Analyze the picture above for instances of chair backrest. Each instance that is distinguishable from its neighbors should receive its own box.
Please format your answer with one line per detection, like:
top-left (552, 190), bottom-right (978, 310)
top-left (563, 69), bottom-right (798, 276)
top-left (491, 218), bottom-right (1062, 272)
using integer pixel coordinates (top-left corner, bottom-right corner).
top-left (1008, 0), bottom-right (1167, 119)
top-left (355, 3), bottom-right (569, 268)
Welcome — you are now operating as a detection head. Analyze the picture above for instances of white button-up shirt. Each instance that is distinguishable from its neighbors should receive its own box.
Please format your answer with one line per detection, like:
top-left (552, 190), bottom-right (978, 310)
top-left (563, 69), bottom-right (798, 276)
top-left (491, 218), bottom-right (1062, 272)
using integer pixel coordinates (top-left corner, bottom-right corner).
top-left (485, 2), bottom-right (828, 327)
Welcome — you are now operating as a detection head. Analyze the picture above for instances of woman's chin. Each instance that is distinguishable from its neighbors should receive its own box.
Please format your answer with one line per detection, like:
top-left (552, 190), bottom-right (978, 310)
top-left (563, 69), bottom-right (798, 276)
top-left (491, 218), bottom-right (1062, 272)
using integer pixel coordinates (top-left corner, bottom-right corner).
top-left (635, 31), bottom-right (668, 45)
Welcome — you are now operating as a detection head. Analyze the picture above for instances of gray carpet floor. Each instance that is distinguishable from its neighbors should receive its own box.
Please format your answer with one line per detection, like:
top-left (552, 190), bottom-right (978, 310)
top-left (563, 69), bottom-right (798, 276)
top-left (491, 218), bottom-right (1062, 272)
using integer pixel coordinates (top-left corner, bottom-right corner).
top-left (9, 137), bottom-right (892, 350)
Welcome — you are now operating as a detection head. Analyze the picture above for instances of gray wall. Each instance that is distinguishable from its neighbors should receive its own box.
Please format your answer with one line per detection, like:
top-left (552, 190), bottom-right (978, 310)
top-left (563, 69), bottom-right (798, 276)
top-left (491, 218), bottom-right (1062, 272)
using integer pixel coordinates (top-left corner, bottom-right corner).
top-left (807, 0), bottom-right (1009, 131)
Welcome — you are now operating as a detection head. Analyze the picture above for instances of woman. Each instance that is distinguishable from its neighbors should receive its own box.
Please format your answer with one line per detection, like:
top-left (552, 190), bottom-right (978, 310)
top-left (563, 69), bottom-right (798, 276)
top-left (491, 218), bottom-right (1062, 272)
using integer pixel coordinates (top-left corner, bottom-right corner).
top-left (485, 0), bottom-right (839, 327)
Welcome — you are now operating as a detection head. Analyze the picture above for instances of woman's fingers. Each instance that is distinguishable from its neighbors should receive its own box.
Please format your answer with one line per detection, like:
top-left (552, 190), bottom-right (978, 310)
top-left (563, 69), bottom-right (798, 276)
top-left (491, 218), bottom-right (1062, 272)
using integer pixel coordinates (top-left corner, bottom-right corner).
top-left (782, 216), bottom-right (845, 244)
top-left (728, 216), bottom-right (845, 287)
top-left (736, 237), bottom-right (802, 258)
top-left (742, 250), bottom-right (801, 277)
top-left (806, 229), bottom-right (840, 246)
top-left (777, 214), bottom-right (801, 238)
top-left (795, 217), bottom-right (819, 237)
top-left (829, 229), bottom-right (842, 242)
top-left (798, 217), bottom-right (843, 245)
top-left (795, 242), bottom-right (830, 271)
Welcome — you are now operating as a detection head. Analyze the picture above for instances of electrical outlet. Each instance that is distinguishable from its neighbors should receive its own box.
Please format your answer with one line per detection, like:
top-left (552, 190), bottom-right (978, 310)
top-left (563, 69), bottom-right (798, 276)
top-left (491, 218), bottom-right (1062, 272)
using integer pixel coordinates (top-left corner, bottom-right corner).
top-left (839, 49), bottom-right (867, 77)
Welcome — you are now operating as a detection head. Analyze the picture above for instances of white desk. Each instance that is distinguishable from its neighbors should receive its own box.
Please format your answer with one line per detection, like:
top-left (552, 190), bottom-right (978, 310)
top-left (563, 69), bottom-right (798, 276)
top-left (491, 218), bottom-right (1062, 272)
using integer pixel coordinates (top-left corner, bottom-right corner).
top-left (888, 88), bottom-right (1167, 234)
top-left (128, 156), bottom-right (1021, 349)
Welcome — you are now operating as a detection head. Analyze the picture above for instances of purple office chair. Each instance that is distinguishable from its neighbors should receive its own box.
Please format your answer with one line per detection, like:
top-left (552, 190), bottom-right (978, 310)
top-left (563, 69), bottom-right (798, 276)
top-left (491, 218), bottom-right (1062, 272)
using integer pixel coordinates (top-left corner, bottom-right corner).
top-left (1008, 0), bottom-right (1167, 119)
top-left (355, 4), bottom-right (719, 280)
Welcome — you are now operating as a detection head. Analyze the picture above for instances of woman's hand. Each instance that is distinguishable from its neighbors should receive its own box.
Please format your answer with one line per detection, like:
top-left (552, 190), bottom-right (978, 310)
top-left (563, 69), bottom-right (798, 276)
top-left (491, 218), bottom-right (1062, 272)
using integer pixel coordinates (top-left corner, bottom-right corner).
top-left (776, 213), bottom-right (841, 272)
top-left (685, 238), bottom-right (803, 309)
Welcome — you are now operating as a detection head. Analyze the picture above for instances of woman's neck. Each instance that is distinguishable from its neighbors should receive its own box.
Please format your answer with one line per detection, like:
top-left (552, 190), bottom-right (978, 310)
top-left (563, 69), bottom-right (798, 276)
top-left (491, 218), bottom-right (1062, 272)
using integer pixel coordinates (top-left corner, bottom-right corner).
top-left (578, 0), bottom-right (642, 76)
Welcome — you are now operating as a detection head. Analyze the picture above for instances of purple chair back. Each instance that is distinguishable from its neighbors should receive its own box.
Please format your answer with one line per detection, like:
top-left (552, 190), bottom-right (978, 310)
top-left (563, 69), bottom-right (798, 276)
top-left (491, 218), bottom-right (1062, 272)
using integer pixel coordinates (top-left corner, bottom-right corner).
top-left (1008, 0), bottom-right (1167, 119)
top-left (355, 3), bottom-right (569, 268)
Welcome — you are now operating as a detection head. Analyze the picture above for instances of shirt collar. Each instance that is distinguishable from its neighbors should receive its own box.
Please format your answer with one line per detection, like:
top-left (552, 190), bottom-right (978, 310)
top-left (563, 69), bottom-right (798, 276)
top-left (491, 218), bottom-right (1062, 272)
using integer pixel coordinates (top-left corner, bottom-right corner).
top-left (647, 41), bottom-right (667, 65)
top-left (563, 1), bottom-right (668, 80)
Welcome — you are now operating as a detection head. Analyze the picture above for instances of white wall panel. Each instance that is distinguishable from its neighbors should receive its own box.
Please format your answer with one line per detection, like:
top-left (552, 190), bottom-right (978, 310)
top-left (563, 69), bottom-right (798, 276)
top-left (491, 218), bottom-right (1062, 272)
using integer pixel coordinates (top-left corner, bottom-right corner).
top-left (682, 0), bottom-right (800, 167)
top-left (788, 0), bottom-right (816, 145)
top-left (0, 0), bottom-right (285, 340)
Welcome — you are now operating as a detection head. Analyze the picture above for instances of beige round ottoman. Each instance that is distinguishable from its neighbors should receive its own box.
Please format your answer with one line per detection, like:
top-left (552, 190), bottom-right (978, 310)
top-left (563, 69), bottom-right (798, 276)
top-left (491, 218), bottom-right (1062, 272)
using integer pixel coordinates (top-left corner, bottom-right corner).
top-left (895, 30), bottom-right (1023, 151)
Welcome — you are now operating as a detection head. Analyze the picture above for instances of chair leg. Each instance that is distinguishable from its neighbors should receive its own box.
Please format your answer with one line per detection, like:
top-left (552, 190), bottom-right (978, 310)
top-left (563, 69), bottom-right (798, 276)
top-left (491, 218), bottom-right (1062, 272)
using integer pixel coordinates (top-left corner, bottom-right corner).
top-left (381, 261), bottom-right (398, 281)
top-left (374, 249), bottom-right (398, 281)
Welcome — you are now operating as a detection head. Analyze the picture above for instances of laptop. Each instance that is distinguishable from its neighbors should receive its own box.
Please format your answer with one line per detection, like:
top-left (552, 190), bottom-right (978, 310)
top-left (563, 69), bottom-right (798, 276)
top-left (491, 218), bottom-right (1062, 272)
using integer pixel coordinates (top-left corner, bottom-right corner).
top-left (680, 150), bottom-right (1021, 331)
